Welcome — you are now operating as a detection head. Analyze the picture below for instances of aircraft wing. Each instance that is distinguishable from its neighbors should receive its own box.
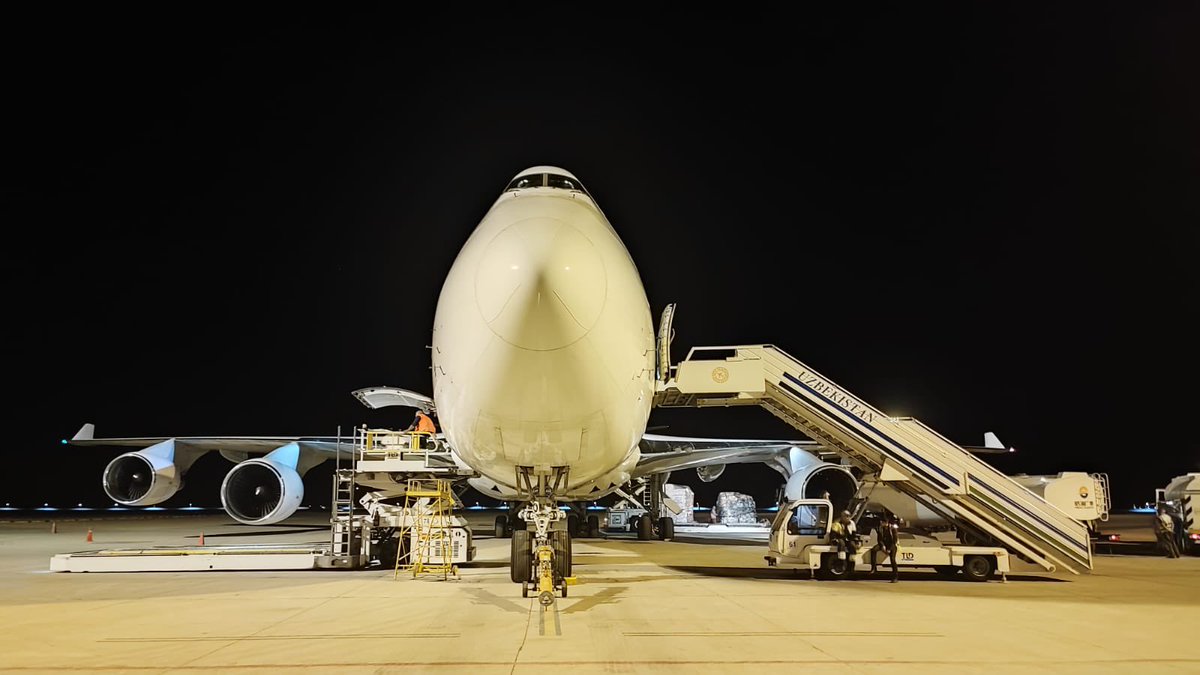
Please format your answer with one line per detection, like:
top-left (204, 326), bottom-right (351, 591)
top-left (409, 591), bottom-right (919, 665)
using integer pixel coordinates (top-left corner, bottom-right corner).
top-left (65, 424), bottom-right (358, 457)
top-left (630, 430), bottom-right (1010, 480)
top-left (631, 433), bottom-right (825, 479)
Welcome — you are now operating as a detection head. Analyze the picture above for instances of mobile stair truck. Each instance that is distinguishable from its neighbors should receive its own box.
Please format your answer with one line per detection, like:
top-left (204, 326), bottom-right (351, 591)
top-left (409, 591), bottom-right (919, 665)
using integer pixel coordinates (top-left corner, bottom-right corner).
top-left (764, 497), bottom-right (1010, 581)
top-left (651, 306), bottom-right (1093, 578)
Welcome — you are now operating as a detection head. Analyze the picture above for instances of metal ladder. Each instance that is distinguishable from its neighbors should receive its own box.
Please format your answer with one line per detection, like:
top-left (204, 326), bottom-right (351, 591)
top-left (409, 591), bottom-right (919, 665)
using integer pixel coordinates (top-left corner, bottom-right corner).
top-left (1094, 473), bottom-right (1111, 522)
top-left (330, 468), bottom-right (358, 561)
top-left (394, 479), bottom-right (458, 580)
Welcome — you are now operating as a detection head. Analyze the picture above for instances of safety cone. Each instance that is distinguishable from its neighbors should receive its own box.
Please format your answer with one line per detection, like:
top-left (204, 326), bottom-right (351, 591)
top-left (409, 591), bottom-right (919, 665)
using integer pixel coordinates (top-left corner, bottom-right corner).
top-left (50, 521), bottom-right (57, 534)
top-left (198, 531), bottom-right (205, 546)
top-left (86, 529), bottom-right (94, 543)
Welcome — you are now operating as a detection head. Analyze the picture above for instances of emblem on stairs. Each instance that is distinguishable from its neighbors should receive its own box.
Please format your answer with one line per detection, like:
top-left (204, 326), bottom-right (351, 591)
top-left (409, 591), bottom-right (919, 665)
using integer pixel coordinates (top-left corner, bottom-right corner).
top-left (712, 367), bottom-right (729, 384)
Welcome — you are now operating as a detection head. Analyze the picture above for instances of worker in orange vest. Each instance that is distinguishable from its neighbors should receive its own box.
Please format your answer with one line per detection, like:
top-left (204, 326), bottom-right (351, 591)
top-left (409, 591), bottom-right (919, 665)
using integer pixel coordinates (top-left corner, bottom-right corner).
top-left (406, 410), bottom-right (437, 448)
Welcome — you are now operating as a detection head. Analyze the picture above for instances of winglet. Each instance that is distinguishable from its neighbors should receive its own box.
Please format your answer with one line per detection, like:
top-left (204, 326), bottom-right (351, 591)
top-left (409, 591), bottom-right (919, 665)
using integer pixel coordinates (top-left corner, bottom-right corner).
top-left (72, 424), bottom-right (96, 441)
top-left (983, 432), bottom-right (1004, 450)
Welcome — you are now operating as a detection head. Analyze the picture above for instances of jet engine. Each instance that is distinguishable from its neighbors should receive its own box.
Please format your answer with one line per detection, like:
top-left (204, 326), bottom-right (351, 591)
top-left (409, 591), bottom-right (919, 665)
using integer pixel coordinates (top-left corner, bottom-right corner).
top-left (220, 457), bottom-right (304, 525)
top-left (696, 464), bottom-right (726, 482)
top-left (102, 438), bottom-right (192, 506)
top-left (104, 452), bottom-right (181, 506)
top-left (783, 449), bottom-right (858, 514)
top-left (219, 442), bottom-right (310, 525)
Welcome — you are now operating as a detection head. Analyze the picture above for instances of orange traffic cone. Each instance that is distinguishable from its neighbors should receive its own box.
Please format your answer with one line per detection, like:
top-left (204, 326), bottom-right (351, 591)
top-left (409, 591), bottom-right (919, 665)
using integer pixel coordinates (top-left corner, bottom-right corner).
top-left (86, 529), bottom-right (94, 543)
top-left (198, 532), bottom-right (205, 546)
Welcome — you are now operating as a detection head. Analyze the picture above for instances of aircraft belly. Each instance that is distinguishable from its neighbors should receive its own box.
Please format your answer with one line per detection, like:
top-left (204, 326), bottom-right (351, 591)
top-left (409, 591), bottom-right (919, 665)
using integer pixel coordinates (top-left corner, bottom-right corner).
top-left (456, 332), bottom-right (647, 488)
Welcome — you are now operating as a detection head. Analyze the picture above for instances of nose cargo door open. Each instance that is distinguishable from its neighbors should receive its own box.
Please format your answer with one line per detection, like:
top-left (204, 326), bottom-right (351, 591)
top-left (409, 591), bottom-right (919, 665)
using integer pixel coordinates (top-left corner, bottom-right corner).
top-left (655, 303), bottom-right (676, 386)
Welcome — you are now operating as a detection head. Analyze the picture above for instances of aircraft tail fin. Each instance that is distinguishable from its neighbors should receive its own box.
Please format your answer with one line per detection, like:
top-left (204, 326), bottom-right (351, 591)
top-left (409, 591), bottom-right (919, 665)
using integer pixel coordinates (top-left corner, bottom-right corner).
top-left (983, 432), bottom-right (1004, 450)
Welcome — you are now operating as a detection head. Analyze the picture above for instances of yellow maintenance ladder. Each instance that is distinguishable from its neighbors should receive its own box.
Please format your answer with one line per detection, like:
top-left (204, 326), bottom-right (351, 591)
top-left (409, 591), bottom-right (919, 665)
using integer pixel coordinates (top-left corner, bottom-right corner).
top-left (393, 478), bottom-right (458, 581)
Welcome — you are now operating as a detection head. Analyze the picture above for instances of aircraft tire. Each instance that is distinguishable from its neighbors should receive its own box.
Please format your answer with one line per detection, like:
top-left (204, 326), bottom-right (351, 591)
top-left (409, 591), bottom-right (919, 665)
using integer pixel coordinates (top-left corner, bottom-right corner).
top-left (511, 529), bottom-right (532, 583)
top-left (552, 530), bottom-right (572, 579)
top-left (494, 515), bottom-right (509, 539)
top-left (637, 514), bottom-right (655, 540)
top-left (658, 517), bottom-right (675, 540)
top-left (587, 514), bottom-right (600, 538)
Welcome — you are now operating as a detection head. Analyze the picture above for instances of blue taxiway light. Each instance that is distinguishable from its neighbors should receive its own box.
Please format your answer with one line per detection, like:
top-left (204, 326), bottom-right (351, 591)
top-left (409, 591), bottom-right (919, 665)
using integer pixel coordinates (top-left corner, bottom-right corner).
top-left (61, 439), bottom-right (68, 445)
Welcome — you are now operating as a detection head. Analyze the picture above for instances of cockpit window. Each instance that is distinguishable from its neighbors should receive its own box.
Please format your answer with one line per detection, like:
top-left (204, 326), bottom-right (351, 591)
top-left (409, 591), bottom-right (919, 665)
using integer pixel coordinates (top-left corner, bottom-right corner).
top-left (506, 174), bottom-right (545, 190)
top-left (547, 174), bottom-right (584, 191)
top-left (505, 173), bottom-right (588, 193)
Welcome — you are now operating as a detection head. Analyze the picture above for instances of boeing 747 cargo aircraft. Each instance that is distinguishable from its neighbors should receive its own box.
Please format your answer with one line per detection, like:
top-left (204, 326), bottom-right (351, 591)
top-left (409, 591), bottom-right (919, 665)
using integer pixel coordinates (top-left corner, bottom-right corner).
top-left (71, 167), bottom-right (862, 585)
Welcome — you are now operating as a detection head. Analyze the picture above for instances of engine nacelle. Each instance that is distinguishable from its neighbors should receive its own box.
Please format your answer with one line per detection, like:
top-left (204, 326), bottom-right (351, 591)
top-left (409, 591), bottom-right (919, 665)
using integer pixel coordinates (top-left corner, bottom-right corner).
top-left (784, 455), bottom-right (858, 514)
top-left (220, 457), bottom-right (305, 525)
top-left (102, 438), bottom-right (192, 506)
top-left (103, 451), bottom-right (182, 506)
top-left (696, 464), bottom-right (726, 483)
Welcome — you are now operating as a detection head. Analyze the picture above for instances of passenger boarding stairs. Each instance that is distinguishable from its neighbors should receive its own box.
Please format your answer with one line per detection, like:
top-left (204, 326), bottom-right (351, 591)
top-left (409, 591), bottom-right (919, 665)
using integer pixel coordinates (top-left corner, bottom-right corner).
top-left (655, 345), bottom-right (1093, 574)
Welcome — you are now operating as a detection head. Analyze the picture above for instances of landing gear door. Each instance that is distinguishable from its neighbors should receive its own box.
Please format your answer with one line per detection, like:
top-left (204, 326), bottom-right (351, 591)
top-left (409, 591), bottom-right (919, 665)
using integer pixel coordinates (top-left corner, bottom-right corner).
top-left (656, 303), bottom-right (676, 385)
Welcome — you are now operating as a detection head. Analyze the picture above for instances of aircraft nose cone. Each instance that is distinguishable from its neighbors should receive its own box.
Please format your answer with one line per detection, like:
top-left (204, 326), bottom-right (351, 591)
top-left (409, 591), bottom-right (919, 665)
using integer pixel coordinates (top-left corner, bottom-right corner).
top-left (475, 218), bottom-right (606, 350)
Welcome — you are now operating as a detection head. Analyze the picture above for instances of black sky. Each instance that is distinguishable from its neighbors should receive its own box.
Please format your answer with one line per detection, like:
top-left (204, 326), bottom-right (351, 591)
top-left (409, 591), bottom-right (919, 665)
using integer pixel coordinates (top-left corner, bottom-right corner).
top-left (5, 7), bottom-right (1198, 509)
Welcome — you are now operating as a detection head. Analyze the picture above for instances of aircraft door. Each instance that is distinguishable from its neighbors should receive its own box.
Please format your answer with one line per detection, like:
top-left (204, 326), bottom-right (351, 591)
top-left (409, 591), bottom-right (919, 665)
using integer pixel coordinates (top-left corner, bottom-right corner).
top-left (656, 303), bottom-right (676, 385)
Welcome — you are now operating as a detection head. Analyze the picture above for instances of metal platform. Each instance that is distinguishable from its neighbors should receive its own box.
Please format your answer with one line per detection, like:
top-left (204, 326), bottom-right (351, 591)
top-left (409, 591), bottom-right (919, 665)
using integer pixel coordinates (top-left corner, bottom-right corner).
top-left (49, 544), bottom-right (331, 572)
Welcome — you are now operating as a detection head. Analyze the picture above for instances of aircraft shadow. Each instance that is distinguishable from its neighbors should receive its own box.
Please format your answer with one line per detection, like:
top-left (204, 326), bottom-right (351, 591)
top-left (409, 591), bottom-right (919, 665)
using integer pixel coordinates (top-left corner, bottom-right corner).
top-left (662, 565), bottom-right (1065, 584)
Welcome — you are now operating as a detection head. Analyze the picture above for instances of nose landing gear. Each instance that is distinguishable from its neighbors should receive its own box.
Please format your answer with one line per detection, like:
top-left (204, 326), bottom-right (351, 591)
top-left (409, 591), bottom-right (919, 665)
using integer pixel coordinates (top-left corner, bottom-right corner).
top-left (512, 467), bottom-right (574, 602)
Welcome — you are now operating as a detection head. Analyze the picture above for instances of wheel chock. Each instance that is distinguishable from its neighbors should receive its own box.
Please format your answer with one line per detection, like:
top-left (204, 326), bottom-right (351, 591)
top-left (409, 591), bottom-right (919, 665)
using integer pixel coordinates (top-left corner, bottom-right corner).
top-left (564, 576), bottom-right (579, 586)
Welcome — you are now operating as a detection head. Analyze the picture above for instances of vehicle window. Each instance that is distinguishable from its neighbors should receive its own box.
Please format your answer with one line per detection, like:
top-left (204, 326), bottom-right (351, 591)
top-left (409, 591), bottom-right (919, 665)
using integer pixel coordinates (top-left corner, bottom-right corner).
top-left (547, 174), bottom-right (583, 191)
top-left (786, 504), bottom-right (829, 536)
top-left (506, 174), bottom-right (545, 190)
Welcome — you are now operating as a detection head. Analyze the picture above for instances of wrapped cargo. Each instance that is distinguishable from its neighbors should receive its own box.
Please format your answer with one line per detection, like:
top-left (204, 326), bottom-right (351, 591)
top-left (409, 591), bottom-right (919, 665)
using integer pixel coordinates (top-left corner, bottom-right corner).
top-left (665, 483), bottom-right (695, 524)
top-left (713, 492), bottom-right (757, 524)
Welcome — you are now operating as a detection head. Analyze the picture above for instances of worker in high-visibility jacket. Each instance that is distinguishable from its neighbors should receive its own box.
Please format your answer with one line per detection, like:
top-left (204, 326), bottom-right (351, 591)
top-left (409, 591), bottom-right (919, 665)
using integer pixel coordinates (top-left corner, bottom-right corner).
top-left (406, 410), bottom-right (437, 448)
top-left (829, 510), bottom-right (859, 572)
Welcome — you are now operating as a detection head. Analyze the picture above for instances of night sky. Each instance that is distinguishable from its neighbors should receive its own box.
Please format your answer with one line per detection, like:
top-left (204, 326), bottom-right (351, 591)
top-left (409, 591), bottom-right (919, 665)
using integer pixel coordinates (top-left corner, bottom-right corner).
top-left (6, 8), bottom-right (1198, 511)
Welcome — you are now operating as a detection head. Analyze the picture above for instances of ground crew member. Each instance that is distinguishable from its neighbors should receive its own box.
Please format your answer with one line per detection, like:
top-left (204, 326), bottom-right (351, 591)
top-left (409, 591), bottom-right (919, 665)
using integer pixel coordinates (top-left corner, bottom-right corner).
top-left (1156, 507), bottom-right (1181, 558)
top-left (406, 410), bottom-right (437, 448)
top-left (830, 510), bottom-right (858, 572)
top-left (870, 512), bottom-right (900, 582)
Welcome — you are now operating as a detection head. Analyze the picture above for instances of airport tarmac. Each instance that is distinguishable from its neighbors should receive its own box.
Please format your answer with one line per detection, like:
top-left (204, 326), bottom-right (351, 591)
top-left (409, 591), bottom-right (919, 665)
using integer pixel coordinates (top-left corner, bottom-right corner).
top-left (1, 513), bottom-right (1197, 674)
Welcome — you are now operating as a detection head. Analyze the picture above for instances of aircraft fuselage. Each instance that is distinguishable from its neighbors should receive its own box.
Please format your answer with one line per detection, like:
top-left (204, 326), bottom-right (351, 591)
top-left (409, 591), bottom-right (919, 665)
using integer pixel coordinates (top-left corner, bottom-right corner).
top-left (431, 167), bottom-right (654, 500)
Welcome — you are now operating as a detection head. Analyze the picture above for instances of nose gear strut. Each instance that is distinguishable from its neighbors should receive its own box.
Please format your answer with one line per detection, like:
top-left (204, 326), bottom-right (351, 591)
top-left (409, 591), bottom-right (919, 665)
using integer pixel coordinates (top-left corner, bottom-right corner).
top-left (513, 467), bottom-right (573, 604)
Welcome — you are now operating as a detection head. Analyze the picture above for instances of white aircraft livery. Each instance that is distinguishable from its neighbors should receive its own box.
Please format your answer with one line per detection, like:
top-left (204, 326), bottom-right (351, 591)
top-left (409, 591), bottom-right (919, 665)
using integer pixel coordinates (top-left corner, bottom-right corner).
top-left (432, 167), bottom-right (655, 500)
top-left (71, 167), bottom-right (866, 590)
